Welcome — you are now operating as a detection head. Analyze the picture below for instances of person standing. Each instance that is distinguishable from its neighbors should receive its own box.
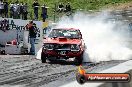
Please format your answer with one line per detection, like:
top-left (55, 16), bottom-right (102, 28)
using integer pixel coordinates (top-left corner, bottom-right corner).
top-left (57, 3), bottom-right (64, 12)
top-left (32, 0), bottom-right (39, 20)
top-left (65, 2), bottom-right (71, 12)
top-left (0, 0), bottom-right (4, 17)
top-left (10, 2), bottom-right (14, 18)
top-left (12, 2), bottom-right (17, 18)
top-left (20, 2), bottom-right (24, 19)
top-left (13, 1), bottom-right (20, 19)
top-left (26, 21), bottom-right (37, 55)
top-left (23, 3), bottom-right (28, 20)
top-left (3, 0), bottom-right (8, 18)
top-left (41, 4), bottom-right (47, 22)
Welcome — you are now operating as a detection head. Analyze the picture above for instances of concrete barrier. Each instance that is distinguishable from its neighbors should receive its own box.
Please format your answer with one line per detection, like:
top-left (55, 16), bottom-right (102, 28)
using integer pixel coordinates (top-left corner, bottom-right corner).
top-left (61, 60), bottom-right (132, 87)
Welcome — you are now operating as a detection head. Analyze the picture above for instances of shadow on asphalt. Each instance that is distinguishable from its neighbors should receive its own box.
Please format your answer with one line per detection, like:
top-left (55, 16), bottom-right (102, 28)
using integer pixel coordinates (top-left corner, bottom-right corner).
top-left (47, 60), bottom-right (96, 66)
top-left (47, 60), bottom-right (77, 66)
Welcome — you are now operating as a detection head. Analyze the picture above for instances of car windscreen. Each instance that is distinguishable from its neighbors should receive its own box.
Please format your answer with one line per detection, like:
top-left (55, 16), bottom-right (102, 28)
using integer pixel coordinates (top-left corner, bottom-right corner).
top-left (48, 29), bottom-right (80, 39)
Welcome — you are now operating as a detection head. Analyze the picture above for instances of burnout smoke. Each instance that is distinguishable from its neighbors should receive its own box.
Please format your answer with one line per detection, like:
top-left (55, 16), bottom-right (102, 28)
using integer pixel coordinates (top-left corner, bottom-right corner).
top-left (56, 11), bottom-right (132, 62)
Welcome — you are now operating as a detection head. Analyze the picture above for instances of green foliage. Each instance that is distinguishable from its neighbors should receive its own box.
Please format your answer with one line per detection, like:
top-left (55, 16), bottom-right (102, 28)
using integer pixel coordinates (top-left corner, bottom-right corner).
top-left (7, 0), bottom-right (132, 21)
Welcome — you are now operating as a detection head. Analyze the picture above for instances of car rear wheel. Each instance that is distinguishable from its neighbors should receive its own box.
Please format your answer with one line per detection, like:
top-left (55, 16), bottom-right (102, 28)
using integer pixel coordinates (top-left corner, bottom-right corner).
top-left (41, 52), bottom-right (46, 63)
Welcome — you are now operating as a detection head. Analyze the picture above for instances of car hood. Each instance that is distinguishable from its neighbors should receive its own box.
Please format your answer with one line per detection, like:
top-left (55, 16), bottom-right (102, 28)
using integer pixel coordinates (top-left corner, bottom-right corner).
top-left (43, 37), bottom-right (82, 44)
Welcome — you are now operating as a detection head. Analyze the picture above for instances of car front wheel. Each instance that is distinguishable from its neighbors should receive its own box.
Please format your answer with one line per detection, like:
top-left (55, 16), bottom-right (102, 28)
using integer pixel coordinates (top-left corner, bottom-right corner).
top-left (75, 54), bottom-right (83, 65)
top-left (41, 52), bottom-right (46, 63)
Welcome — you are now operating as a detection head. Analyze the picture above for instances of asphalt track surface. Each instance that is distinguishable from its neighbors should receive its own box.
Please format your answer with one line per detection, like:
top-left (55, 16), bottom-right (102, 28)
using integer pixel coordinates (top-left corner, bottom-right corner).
top-left (0, 55), bottom-right (126, 87)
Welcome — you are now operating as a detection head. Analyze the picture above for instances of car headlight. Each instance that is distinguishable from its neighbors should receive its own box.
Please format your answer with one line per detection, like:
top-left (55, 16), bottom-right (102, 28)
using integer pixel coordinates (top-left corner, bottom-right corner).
top-left (43, 43), bottom-right (54, 50)
top-left (71, 44), bottom-right (80, 51)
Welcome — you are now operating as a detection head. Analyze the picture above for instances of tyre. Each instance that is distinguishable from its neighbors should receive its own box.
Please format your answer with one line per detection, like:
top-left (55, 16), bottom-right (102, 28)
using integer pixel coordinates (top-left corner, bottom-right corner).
top-left (75, 54), bottom-right (83, 65)
top-left (41, 52), bottom-right (46, 63)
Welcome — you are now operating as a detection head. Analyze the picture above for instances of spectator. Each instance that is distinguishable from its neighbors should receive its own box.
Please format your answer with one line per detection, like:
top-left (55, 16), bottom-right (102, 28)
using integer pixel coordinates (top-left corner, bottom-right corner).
top-left (26, 21), bottom-right (37, 55)
top-left (0, 0), bottom-right (4, 17)
top-left (13, 1), bottom-right (20, 19)
top-left (3, 0), bottom-right (8, 18)
top-left (65, 2), bottom-right (71, 12)
top-left (41, 4), bottom-right (47, 22)
top-left (32, 0), bottom-right (39, 20)
top-left (23, 3), bottom-right (28, 20)
top-left (57, 3), bottom-right (64, 12)
top-left (10, 2), bottom-right (14, 18)
top-left (20, 2), bottom-right (24, 19)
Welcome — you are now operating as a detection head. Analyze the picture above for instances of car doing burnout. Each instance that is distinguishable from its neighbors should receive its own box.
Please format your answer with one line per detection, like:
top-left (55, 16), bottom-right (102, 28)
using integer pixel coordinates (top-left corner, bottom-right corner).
top-left (41, 28), bottom-right (85, 65)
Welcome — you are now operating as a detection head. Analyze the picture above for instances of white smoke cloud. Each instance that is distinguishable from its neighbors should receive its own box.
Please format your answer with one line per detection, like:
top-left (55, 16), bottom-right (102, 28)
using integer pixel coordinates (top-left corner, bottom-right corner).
top-left (56, 11), bottom-right (132, 62)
